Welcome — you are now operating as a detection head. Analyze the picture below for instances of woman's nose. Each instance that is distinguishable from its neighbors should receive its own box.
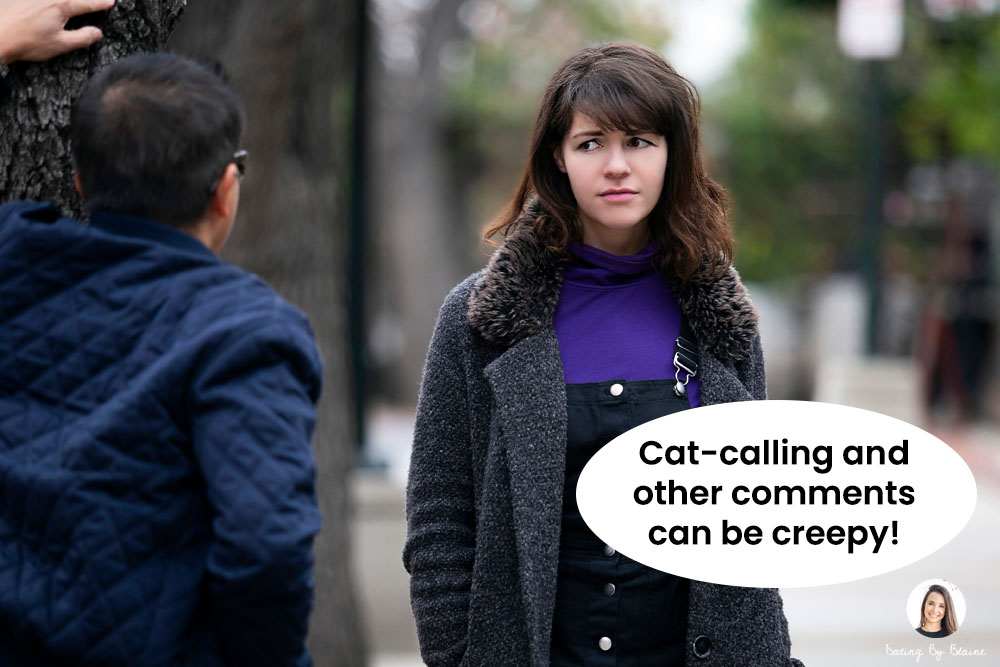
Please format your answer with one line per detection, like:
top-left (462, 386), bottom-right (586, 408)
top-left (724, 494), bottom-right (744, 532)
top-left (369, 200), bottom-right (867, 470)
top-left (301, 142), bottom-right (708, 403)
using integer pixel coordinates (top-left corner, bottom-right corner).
top-left (604, 145), bottom-right (631, 177)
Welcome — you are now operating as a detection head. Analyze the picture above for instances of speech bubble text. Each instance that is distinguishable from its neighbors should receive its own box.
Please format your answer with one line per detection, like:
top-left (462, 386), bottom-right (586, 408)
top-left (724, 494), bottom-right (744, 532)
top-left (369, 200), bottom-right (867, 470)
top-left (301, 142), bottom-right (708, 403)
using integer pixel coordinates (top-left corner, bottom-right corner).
top-left (576, 401), bottom-right (977, 587)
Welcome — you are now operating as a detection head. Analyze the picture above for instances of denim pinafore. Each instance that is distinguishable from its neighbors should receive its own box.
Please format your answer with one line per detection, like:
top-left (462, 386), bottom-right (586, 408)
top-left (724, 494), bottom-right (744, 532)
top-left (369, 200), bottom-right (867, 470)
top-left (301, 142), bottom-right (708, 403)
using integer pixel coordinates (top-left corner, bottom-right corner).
top-left (549, 375), bottom-right (692, 667)
top-left (549, 241), bottom-right (700, 666)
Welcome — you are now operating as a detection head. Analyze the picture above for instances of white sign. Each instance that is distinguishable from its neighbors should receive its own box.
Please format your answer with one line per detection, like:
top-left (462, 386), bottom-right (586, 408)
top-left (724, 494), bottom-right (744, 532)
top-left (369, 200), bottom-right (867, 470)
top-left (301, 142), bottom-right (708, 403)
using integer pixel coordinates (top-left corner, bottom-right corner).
top-left (838, 0), bottom-right (904, 59)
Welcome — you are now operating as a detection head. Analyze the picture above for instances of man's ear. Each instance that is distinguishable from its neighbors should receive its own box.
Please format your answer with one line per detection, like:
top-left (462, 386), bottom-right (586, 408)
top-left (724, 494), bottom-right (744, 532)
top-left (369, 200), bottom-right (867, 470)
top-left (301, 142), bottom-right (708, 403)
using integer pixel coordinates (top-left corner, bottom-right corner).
top-left (73, 173), bottom-right (84, 200)
top-left (209, 163), bottom-right (240, 220)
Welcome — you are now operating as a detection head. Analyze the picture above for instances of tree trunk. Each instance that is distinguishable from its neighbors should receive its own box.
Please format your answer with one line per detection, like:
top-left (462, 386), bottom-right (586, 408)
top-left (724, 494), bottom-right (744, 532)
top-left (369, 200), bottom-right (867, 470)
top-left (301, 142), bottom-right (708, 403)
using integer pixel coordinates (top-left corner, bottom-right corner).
top-left (370, 0), bottom-right (469, 402)
top-left (0, 0), bottom-right (186, 215)
top-left (168, 4), bottom-right (366, 667)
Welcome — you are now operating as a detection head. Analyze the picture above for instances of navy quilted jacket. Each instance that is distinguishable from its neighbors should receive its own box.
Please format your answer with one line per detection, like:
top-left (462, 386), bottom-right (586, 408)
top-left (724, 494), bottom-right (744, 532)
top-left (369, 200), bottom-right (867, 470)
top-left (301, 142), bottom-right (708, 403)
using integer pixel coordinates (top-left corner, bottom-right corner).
top-left (0, 201), bottom-right (323, 666)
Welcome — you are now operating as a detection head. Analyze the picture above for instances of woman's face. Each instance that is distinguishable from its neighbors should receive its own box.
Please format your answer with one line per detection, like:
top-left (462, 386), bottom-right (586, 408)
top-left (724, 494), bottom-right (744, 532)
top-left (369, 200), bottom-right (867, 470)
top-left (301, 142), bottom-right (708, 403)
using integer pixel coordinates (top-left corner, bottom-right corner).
top-left (924, 592), bottom-right (946, 626)
top-left (557, 111), bottom-right (667, 255)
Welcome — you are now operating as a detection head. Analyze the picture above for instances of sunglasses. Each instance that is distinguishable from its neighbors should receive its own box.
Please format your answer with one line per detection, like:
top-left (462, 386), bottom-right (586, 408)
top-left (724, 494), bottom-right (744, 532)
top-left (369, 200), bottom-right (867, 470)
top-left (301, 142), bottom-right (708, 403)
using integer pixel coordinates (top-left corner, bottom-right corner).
top-left (232, 149), bottom-right (248, 177)
top-left (209, 150), bottom-right (249, 194)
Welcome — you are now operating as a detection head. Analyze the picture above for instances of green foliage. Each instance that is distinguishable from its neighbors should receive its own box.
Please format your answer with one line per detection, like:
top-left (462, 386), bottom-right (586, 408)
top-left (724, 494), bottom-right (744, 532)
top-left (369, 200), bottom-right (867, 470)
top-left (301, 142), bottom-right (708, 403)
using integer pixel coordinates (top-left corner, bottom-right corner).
top-left (707, 1), bottom-right (866, 281)
top-left (706, 0), bottom-right (1000, 282)
top-left (900, 14), bottom-right (1000, 162)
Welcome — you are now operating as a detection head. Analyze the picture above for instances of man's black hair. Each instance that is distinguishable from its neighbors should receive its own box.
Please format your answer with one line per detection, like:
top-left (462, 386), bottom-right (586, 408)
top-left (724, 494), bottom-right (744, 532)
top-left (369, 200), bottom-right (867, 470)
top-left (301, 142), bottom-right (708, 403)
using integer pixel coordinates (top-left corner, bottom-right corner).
top-left (71, 52), bottom-right (244, 227)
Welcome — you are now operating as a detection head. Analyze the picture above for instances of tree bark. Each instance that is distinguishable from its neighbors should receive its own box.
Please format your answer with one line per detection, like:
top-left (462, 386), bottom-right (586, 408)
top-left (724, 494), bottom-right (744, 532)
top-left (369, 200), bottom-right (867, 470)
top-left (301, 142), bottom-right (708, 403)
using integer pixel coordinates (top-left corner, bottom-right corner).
top-left (0, 0), bottom-right (186, 215)
top-left (168, 3), bottom-right (366, 666)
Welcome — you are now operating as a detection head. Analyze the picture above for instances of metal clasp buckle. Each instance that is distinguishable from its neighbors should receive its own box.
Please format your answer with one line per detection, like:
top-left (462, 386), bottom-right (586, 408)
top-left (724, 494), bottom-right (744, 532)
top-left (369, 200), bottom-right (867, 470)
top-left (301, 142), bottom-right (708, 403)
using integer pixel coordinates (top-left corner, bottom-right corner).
top-left (673, 336), bottom-right (699, 397)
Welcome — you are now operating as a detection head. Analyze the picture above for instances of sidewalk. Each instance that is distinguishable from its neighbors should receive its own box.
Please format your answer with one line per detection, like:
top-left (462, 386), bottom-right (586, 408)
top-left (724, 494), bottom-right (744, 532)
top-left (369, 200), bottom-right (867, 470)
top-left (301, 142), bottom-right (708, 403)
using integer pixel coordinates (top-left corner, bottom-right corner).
top-left (351, 407), bottom-right (420, 667)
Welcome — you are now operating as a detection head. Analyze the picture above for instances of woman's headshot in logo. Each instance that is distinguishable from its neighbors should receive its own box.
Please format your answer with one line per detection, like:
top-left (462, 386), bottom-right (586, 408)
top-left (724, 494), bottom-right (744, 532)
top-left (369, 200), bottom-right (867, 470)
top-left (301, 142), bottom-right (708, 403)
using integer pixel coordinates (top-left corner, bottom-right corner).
top-left (910, 580), bottom-right (962, 638)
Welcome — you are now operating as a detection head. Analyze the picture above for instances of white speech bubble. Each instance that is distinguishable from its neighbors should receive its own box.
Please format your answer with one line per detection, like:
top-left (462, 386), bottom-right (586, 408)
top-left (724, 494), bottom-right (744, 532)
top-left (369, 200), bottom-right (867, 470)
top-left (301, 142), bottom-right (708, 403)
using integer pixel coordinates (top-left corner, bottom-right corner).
top-left (576, 400), bottom-right (977, 588)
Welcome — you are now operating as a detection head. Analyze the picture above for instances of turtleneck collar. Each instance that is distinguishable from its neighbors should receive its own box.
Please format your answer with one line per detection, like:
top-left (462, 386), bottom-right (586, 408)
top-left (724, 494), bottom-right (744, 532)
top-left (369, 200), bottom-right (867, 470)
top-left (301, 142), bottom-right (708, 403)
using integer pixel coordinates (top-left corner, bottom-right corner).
top-left (564, 241), bottom-right (659, 288)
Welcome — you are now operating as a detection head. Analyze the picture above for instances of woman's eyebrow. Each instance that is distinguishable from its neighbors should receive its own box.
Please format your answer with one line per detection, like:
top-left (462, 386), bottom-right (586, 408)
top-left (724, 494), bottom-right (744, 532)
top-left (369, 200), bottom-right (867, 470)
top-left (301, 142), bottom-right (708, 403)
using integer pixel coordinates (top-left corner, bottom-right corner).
top-left (571, 129), bottom-right (604, 139)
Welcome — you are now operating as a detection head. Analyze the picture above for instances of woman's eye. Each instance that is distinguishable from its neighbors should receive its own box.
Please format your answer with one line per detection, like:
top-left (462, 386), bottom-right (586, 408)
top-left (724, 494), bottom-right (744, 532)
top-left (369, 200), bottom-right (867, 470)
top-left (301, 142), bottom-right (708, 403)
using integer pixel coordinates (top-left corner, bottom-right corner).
top-left (628, 137), bottom-right (653, 148)
top-left (578, 139), bottom-right (600, 151)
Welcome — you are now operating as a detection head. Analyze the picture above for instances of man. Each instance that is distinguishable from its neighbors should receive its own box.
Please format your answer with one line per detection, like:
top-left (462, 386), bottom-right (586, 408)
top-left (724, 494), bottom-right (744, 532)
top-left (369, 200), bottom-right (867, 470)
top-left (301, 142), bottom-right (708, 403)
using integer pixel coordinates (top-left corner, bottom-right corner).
top-left (0, 53), bottom-right (322, 666)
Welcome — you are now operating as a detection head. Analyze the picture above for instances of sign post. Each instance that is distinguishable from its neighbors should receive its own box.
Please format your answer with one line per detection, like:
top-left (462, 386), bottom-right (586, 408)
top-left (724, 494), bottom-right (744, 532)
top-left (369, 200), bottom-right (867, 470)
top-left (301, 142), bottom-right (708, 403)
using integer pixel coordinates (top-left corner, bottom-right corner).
top-left (837, 0), bottom-right (903, 355)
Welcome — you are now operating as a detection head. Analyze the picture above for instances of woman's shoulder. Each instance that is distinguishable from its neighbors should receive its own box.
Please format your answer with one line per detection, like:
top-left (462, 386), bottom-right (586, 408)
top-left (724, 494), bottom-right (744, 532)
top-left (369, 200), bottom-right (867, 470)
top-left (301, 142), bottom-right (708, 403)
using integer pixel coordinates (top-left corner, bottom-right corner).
top-left (428, 272), bottom-right (486, 351)
top-left (438, 271), bottom-right (483, 321)
top-left (427, 271), bottom-right (508, 370)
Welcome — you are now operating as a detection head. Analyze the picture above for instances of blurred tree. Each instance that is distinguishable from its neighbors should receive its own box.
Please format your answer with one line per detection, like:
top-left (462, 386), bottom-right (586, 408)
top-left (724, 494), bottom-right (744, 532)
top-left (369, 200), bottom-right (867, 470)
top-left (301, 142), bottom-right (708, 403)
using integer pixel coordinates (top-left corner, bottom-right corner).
top-left (706, 0), bottom-right (1000, 283)
top-left (169, 3), bottom-right (365, 666)
top-left (707, 0), bottom-right (867, 281)
top-left (896, 9), bottom-right (1000, 419)
top-left (900, 12), bottom-right (1000, 164)
top-left (0, 0), bottom-right (185, 215)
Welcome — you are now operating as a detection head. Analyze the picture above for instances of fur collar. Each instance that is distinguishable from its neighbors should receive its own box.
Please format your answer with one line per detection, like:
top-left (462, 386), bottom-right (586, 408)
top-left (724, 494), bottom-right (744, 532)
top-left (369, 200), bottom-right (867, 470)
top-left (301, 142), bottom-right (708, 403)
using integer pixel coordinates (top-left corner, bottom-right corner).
top-left (467, 218), bottom-right (759, 364)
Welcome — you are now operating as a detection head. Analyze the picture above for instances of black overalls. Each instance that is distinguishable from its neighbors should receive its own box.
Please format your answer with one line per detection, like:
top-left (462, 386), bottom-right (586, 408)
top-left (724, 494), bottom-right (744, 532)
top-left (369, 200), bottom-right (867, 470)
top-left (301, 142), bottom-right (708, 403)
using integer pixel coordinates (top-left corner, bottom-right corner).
top-left (549, 377), bottom-right (691, 666)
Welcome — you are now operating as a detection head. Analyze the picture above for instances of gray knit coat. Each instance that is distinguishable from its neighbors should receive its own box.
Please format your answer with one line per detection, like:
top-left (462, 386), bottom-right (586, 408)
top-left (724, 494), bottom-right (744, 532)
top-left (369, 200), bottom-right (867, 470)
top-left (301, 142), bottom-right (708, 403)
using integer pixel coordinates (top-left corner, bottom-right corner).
top-left (404, 221), bottom-right (804, 667)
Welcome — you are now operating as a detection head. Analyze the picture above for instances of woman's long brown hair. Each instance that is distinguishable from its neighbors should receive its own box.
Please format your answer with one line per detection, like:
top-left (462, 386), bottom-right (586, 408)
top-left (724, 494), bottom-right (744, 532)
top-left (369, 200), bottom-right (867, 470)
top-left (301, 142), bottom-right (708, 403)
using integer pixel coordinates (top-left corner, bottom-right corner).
top-left (485, 42), bottom-right (732, 283)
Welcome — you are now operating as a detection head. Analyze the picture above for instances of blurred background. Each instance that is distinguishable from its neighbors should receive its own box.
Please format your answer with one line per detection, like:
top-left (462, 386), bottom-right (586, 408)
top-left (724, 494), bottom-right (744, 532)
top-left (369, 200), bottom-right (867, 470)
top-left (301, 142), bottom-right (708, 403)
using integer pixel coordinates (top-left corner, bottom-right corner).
top-left (167, 0), bottom-right (1000, 664)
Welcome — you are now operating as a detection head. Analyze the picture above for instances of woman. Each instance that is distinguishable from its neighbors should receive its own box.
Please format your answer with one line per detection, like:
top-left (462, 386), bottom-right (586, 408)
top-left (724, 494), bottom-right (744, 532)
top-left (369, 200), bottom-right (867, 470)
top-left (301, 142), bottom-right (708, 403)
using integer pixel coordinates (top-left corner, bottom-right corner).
top-left (404, 42), bottom-right (803, 666)
top-left (915, 585), bottom-right (958, 638)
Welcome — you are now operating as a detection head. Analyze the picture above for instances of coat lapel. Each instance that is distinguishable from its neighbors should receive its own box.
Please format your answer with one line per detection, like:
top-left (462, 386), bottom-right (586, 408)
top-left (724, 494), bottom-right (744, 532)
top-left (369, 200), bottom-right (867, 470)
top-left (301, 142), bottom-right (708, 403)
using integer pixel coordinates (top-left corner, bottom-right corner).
top-left (482, 329), bottom-right (567, 664)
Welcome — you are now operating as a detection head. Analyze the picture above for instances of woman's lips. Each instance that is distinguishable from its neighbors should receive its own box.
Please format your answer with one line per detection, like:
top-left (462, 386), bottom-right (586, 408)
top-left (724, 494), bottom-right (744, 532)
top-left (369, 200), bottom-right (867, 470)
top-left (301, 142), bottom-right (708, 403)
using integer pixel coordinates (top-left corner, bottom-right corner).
top-left (600, 190), bottom-right (637, 202)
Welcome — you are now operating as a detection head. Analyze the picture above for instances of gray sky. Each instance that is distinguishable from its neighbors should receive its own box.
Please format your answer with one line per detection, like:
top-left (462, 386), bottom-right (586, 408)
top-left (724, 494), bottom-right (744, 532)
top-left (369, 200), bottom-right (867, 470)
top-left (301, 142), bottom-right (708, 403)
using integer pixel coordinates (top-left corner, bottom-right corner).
top-left (660, 0), bottom-right (753, 89)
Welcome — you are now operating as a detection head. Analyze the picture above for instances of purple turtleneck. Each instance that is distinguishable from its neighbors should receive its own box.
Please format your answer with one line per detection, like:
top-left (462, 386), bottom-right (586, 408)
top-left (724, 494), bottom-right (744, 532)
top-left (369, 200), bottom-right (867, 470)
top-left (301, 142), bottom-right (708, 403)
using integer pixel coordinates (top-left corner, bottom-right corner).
top-left (553, 242), bottom-right (701, 408)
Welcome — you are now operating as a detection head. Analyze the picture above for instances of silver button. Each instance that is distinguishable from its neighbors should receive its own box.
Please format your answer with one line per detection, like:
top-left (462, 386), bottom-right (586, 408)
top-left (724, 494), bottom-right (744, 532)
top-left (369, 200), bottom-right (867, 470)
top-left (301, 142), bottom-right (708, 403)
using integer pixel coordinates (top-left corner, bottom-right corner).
top-left (599, 636), bottom-right (613, 651)
top-left (603, 544), bottom-right (616, 557)
top-left (610, 383), bottom-right (624, 396)
top-left (604, 583), bottom-right (616, 596)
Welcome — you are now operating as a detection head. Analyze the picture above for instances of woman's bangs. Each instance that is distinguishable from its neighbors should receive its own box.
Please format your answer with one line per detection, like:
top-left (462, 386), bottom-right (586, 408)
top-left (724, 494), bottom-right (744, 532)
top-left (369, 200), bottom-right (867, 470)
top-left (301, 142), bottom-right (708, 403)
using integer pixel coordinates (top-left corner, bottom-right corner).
top-left (569, 80), bottom-right (662, 134)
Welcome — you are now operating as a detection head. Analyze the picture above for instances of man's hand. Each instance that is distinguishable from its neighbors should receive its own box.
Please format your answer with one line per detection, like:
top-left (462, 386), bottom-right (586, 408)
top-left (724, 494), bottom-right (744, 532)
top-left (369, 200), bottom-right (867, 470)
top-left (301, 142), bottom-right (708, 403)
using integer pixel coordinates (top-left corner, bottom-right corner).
top-left (0, 0), bottom-right (115, 65)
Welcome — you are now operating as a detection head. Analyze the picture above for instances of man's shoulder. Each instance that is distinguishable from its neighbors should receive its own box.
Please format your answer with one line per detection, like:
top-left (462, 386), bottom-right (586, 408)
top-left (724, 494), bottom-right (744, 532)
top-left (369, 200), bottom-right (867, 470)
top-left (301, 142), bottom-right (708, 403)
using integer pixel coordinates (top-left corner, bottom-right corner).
top-left (189, 267), bottom-right (315, 341)
top-left (183, 274), bottom-right (323, 401)
top-left (180, 266), bottom-right (321, 378)
top-left (0, 199), bottom-right (318, 364)
top-left (0, 199), bottom-right (71, 234)
top-left (0, 199), bottom-right (62, 220)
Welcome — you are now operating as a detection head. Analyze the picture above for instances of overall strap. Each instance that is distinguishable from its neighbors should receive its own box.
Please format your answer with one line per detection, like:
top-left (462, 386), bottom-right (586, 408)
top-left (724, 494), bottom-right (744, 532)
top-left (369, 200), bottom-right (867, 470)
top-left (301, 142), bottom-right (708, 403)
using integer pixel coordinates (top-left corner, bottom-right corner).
top-left (673, 318), bottom-right (699, 398)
